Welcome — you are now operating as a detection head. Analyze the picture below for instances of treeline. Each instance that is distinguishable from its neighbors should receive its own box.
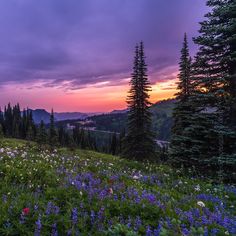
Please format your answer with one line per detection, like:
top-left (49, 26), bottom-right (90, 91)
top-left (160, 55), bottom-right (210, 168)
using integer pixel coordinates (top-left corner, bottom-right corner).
top-left (0, 104), bottom-right (123, 155)
top-left (122, 1), bottom-right (236, 181)
top-left (170, 0), bottom-right (236, 181)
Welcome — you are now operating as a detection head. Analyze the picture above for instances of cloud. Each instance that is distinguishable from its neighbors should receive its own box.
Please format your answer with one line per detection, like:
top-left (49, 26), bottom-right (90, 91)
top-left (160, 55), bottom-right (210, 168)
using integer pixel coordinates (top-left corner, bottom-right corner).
top-left (0, 0), bottom-right (207, 89)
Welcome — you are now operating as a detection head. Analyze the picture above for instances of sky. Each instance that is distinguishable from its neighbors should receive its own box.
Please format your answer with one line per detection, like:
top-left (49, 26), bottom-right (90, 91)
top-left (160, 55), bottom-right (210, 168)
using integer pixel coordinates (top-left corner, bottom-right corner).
top-left (0, 0), bottom-right (208, 112)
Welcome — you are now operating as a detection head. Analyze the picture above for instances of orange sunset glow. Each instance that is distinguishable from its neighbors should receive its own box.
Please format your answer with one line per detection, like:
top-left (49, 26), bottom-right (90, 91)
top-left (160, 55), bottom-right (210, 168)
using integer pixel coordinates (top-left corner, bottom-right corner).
top-left (1, 77), bottom-right (177, 112)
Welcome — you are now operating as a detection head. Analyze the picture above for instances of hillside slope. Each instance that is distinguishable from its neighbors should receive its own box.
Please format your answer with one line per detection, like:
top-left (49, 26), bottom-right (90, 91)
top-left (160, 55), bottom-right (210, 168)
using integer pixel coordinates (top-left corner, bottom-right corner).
top-left (66, 99), bottom-right (176, 141)
top-left (0, 139), bottom-right (235, 235)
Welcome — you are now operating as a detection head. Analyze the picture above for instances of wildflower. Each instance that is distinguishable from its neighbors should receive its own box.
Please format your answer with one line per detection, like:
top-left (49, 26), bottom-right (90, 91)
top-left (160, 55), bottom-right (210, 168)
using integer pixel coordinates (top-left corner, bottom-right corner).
top-left (71, 208), bottom-right (78, 225)
top-left (197, 201), bottom-right (205, 207)
top-left (108, 188), bottom-right (113, 194)
top-left (51, 223), bottom-right (58, 236)
top-left (133, 175), bottom-right (140, 180)
top-left (22, 208), bottom-right (30, 215)
top-left (195, 184), bottom-right (201, 191)
top-left (34, 217), bottom-right (42, 236)
top-left (2, 194), bottom-right (7, 203)
top-left (19, 213), bottom-right (25, 224)
top-left (146, 226), bottom-right (152, 236)
top-left (90, 210), bottom-right (95, 224)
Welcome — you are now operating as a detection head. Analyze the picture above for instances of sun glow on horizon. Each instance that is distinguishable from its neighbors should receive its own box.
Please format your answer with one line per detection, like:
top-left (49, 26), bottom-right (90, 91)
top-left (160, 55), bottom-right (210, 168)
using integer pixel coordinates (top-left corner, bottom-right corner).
top-left (1, 77), bottom-right (177, 113)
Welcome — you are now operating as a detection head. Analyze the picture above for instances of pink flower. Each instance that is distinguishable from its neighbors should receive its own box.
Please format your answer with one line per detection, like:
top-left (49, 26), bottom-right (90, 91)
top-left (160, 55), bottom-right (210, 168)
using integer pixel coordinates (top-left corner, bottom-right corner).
top-left (108, 188), bottom-right (113, 194)
top-left (22, 208), bottom-right (30, 215)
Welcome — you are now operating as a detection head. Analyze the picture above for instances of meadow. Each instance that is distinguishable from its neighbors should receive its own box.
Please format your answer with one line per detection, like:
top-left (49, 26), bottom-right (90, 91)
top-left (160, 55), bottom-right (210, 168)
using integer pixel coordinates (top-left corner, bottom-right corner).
top-left (0, 139), bottom-right (235, 235)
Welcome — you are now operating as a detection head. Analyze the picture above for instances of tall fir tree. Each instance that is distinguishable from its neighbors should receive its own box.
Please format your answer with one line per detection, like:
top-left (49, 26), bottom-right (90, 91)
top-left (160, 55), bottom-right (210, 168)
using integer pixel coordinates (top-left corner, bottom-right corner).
top-left (170, 34), bottom-right (195, 165)
top-left (37, 120), bottom-right (47, 146)
top-left (12, 104), bottom-right (21, 138)
top-left (0, 123), bottom-right (3, 138)
top-left (26, 110), bottom-right (35, 140)
top-left (49, 109), bottom-right (58, 148)
top-left (123, 42), bottom-right (156, 161)
top-left (110, 133), bottom-right (117, 155)
top-left (0, 107), bottom-right (5, 136)
top-left (4, 104), bottom-right (13, 137)
top-left (181, 0), bottom-right (236, 178)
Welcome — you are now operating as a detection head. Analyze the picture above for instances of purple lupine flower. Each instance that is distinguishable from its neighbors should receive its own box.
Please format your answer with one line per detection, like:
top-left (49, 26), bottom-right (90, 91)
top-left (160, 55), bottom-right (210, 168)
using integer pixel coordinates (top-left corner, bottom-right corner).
top-left (34, 217), bottom-right (42, 236)
top-left (203, 228), bottom-right (209, 236)
top-left (2, 194), bottom-right (7, 203)
top-left (51, 223), bottom-right (58, 236)
top-left (45, 202), bottom-right (60, 215)
top-left (154, 222), bottom-right (162, 236)
top-left (181, 227), bottom-right (189, 236)
top-left (90, 210), bottom-right (96, 224)
top-left (46, 202), bottom-right (53, 215)
top-left (134, 216), bottom-right (142, 231)
top-left (146, 226), bottom-right (152, 236)
top-left (67, 229), bottom-right (72, 236)
top-left (19, 213), bottom-right (25, 224)
top-left (34, 204), bottom-right (39, 211)
top-left (54, 206), bottom-right (60, 215)
top-left (126, 216), bottom-right (132, 228)
top-left (210, 228), bottom-right (219, 236)
top-left (71, 208), bottom-right (78, 225)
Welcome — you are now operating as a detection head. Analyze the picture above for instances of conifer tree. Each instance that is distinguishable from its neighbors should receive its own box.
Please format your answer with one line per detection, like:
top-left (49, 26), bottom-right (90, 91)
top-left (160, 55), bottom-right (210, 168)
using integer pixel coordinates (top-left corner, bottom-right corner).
top-left (0, 108), bottom-right (5, 136)
top-left (49, 109), bottom-right (58, 148)
top-left (12, 104), bottom-right (21, 138)
top-left (110, 133), bottom-right (117, 155)
top-left (0, 124), bottom-right (3, 138)
top-left (4, 104), bottom-right (13, 136)
top-left (183, 0), bottom-right (236, 176)
top-left (123, 42), bottom-right (156, 161)
top-left (58, 126), bottom-right (66, 146)
top-left (170, 34), bottom-right (195, 165)
top-left (37, 120), bottom-right (47, 146)
top-left (26, 110), bottom-right (35, 140)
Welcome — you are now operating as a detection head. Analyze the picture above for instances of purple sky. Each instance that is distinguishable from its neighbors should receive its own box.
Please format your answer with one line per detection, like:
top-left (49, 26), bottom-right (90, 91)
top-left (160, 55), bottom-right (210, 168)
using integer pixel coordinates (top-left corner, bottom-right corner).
top-left (0, 0), bottom-right (208, 112)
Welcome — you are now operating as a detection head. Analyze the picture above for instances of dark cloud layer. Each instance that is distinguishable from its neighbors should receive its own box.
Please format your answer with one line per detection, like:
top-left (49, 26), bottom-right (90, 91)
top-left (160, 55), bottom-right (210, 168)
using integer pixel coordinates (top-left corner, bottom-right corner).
top-left (0, 0), bottom-right (207, 89)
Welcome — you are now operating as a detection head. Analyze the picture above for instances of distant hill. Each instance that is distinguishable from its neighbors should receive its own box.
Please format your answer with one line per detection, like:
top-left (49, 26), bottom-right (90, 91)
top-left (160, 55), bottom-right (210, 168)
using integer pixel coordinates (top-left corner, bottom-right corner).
top-left (150, 99), bottom-right (176, 141)
top-left (29, 99), bottom-right (176, 140)
top-left (54, 112), bottom-right (88, 121)
top-left (28, 109), bottom-right (89, 124)
top-left (110, 109), bottom-right (128, 114)
top-left (151, 98), bottom-right (176, 117)
top-left (57, 98), bottom-right (176, 141)
top-left (29, 109), bottom-right (51, 124)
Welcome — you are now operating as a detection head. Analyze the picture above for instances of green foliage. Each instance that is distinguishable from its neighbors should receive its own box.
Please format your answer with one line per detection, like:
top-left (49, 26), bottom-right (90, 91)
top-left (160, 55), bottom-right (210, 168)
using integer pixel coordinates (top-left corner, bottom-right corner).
top-left (0, 124), bottom-right (3, 138)
top-left (123, 42), bottom-right (156, 161)
top-left (105, 224), bottom-right (137, 236)
top-left (169, 34), bottom-right (195, 165)
top-left (0, 138), bottom-right (235, 235)
top-left (170, 1), bottom-right (236, 177)
top-left (48, 109), bottom-right (58, 148)
top-left (37, 120), bottom-right (48, 146)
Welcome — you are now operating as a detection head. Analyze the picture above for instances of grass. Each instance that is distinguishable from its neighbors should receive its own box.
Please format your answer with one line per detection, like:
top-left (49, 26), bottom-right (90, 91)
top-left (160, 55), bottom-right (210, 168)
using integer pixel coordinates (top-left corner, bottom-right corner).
top-left (0, 138), bottom-right (235, 235)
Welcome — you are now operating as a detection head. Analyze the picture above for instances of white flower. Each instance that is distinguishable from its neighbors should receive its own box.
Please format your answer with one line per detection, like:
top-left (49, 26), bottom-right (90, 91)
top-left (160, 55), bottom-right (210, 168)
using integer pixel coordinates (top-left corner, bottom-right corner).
top-left (133, 175), bottom-right (139, 180)
top-left (195, 184), bottom-right (201, 191)
top-left (197, 201), bottom-right (205, 207)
